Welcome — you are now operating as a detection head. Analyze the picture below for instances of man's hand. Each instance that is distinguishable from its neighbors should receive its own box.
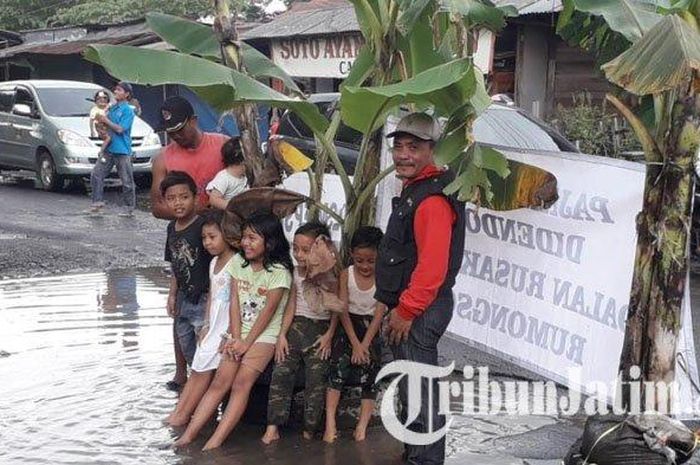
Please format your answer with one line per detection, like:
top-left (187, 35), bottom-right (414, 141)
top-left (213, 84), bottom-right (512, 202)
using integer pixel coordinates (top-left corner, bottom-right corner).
top-left (386, 308), bottom-right (412, 345)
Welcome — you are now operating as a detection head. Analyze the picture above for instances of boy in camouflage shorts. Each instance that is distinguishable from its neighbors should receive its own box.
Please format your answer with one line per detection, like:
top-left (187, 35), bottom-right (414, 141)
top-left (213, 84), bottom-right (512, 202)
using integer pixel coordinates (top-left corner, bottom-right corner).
top-left (262, 223), bottom-right (339, 443)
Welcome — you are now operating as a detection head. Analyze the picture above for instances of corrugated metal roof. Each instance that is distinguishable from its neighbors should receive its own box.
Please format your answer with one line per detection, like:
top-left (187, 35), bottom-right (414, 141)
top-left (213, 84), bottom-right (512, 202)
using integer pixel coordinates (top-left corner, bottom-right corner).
top-left (494, 0), bottom-right (562, 14)
top-left (245, 0), bottom-right (561, 40)
top-left (0, 22), bottom-right (155, 59)
top-left (243, 5), bottom-right (358, 39)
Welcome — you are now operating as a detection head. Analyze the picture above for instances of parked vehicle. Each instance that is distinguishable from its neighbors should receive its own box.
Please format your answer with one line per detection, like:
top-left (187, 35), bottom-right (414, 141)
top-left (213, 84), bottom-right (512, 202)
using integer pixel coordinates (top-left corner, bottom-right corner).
top-left (267, 92), bottom-right (578, 175)
top-left (0, 80), bottom-right (162, 191)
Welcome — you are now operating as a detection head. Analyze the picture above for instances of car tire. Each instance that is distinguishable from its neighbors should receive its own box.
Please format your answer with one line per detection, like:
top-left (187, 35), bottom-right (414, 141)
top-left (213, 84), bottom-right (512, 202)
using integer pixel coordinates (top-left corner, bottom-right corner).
top-left (36, 150), bottom-right (63, 192)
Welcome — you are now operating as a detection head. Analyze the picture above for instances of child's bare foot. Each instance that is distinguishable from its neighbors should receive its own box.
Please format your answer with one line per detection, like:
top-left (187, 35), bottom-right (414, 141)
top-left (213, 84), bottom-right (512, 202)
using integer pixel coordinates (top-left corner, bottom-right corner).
top-left (172, 436), bottom-right (192, 449)
top-left (323, 428), bottom-right (337, 443)
top-left (353, 427), bottom-right (367, 442)
top-left (202, 439), bottom-right (222, 451)
top-left (302, 431), bottom-right (313, 440)
top-left (261, 426), bottom-right (280, 444)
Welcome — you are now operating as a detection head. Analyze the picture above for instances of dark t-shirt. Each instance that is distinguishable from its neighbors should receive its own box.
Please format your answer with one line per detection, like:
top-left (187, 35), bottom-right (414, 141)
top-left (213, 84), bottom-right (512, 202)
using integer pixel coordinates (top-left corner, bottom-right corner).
top-left (164, 216), bottom-right (211, 303)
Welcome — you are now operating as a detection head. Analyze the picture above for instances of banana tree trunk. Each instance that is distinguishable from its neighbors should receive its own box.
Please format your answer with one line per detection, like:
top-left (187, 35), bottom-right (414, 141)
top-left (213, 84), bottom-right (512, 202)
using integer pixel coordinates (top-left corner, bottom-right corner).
top-left (213, 0), bottom-right (266, 186)
top-left (618, 93), bottom-right (698, 410)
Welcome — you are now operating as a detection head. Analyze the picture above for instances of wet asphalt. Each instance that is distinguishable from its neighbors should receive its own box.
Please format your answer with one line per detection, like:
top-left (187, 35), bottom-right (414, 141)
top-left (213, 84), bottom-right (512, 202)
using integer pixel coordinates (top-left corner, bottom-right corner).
top-left (0, 171), bottom-right (165, 279)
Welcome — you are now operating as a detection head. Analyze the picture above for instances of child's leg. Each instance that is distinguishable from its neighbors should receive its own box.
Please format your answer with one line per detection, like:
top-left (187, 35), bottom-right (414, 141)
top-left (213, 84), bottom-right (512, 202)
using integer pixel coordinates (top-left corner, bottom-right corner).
top-left (354, 398), bottom-right (375, 441)
top-left (202, 344), bottom-right (273, 450)
top-left (168, 370), bottom-right (214, 426)
top-left (355, 335), bottom-right (381, 441)
top-left (323, 388), bottom-right (341, 443)
top-left (324, 330), bottom-right (350, 442)
top-left (262, 325), bottom-right (304, 444)
top-left (302, 321), bottom-right (330, 437)
top-left (171, 322), bottom-right (188, 387)
top-left (174, 358), bottom-right (240, 446)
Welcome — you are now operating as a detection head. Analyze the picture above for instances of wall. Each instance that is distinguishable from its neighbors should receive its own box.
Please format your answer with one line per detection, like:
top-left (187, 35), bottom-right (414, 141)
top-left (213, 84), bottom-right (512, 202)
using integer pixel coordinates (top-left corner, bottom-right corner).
top-left (552, 41), bottom-right (610, 110)
top-left (515, 24), bottom-right (550, 119)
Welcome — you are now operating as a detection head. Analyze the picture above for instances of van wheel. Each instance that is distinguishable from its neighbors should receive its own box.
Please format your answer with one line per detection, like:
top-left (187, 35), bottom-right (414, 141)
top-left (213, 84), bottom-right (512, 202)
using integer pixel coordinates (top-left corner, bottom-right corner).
top-left (36, 151), bottom-right (63, 191)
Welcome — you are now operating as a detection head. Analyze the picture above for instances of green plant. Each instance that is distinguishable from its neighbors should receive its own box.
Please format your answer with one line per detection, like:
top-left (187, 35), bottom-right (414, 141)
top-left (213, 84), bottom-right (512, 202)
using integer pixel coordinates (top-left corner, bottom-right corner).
top-left (550, 92), bottom-right (641, 157)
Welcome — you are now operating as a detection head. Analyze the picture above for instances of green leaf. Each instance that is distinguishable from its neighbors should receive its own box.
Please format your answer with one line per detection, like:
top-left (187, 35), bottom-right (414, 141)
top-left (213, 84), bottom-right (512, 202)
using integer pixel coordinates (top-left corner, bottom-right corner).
top-left (456, 162), bottom-right (492, 202)
top-left (439, 0), bottom-right (508, 31)
top-left (341, 45), bottom-right (375, 88)
top-left (572, 0), bottom-right (663, 42)
top-left (146, 12), bottom-right (219, 59)
top-left (397, 0), bottom-right (432, 35)
top-left (473, 144), bottom-right (510, 178)
top-left (470, 66), bottom-right (491, 114)
top-left (404, 6), bottom-right (444, 75)
top-left (145, 12), bottom-right (302, 95)
top-left (435, 128), bottom-right (469, 166)
top-left (83, 44), bottom-right (328, 134)
top-left (349, 0), bottom-right (384, 51)
top-left (602, 14), bottom-right (700, 95)
top-left (341, 58), bottom-right (476, 133)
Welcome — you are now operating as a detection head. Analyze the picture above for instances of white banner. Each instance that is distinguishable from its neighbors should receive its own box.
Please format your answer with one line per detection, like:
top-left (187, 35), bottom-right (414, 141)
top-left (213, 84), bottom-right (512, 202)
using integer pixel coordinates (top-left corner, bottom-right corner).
top-left (446, 150), bottom-right (644, 391)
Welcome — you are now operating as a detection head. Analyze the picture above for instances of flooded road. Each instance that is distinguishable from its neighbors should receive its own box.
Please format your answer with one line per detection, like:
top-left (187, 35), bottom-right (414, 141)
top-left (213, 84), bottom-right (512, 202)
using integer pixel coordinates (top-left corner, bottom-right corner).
top-left (0, 268), bottom-right (407, 465)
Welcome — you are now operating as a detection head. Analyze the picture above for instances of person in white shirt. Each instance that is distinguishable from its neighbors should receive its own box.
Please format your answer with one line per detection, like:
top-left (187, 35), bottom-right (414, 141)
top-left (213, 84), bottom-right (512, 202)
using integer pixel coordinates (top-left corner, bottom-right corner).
top-left (206, 137), bottom-right (248, 210)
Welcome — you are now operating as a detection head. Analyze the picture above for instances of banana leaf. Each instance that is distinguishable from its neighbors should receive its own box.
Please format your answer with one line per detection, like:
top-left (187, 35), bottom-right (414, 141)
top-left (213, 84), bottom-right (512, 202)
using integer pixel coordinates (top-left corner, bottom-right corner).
top-left (341, 58), bottom-right (476, 134)
top-left (602, 14), bottom-right (700, 95)
top-left (145, 12), bottom-right (302, 95)
top-left (83, 44), bottom-right (328, 135)
top-left (569, 0), bottom-right (663, 42)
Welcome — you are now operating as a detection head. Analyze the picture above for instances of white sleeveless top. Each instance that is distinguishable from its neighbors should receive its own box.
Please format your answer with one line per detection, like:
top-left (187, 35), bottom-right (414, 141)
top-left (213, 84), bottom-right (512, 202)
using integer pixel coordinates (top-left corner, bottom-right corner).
top-left (347, 265), bottom-right (377, 316)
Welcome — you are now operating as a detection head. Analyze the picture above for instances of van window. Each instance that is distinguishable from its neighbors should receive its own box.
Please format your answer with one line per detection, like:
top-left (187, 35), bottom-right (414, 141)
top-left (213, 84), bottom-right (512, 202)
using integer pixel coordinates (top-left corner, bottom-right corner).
top-left (0, 89), bottom-right (13, 113)
top-left (34, 87), bottom-right (106, 117)
top-left (14, 88), bottom-right (35, 108)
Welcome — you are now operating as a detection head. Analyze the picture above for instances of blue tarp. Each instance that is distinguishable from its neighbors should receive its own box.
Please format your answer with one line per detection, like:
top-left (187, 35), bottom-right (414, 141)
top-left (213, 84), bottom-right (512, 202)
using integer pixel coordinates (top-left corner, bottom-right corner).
top-left (132, 84), bottom-right (270, 141)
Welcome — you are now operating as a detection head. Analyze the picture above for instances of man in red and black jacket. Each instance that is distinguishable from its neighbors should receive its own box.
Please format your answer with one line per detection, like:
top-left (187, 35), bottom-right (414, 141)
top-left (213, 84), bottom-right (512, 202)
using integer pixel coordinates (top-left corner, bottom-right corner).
top-left (376, 112), bottom-right (465, 465)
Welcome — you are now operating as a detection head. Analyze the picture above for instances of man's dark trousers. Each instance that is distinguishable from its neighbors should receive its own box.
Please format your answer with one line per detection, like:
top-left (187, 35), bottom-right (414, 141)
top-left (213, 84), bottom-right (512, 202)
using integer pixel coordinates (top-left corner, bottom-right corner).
top-left (391, 294), bottom-right (453, 465)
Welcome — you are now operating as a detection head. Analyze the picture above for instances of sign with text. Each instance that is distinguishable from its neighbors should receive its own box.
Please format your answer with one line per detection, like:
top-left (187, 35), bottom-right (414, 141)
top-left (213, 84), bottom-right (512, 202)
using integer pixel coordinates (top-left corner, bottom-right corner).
top-left (271, 33), bottom-right (365, 78)
top-left (445, 151), bottom-right (644, 392)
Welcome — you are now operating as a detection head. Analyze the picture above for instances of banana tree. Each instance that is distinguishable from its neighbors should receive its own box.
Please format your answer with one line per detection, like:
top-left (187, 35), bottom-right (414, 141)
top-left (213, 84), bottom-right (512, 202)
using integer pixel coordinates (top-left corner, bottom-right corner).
top-left (559, 0), bottom-right (700, 409)
top-left (85, 3), bottom-right (558, 260)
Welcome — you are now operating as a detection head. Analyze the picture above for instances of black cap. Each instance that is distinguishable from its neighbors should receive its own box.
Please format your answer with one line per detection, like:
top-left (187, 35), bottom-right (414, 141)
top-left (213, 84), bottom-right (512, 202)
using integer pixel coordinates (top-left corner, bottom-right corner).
top-left (115, 81), bottom-right (133, 96)
top-left (158, 96), bottom-right (195, 133)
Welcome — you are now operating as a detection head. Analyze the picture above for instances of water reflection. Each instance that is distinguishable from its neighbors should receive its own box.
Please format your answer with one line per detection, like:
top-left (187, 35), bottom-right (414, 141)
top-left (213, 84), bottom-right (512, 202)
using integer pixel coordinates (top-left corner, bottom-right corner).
top-left (0, 268), bottom-right (404, 465)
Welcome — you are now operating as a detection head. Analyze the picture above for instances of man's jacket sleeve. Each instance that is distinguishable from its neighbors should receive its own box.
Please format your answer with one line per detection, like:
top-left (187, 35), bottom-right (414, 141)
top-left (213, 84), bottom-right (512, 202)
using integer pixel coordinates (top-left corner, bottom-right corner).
top-left (395, 195), bottom-right (455, 320)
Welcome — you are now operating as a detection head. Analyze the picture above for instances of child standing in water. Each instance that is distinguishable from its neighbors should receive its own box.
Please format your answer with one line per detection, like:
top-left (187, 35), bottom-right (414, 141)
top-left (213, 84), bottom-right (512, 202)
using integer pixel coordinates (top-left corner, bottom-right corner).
top-left (262, 222), bottom-right (340, 444)
top-left (166, 209), bottom-right (236, 427)
top-left (174, 212), bottom-right (293, 450)
top-left (163, 171), bottom-right (212, 387)
top-left (324, 227), bottom-right (385, 442)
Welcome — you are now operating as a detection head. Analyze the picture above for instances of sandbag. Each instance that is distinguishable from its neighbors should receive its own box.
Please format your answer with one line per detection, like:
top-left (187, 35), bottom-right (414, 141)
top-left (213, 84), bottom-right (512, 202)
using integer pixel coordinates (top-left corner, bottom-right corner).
top-left (565, 413), bottom-right (697, 465)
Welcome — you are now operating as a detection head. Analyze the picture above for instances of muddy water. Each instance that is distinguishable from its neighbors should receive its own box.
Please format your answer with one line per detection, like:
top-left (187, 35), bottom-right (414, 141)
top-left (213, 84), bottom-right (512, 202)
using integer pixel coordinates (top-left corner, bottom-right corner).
top-left (0, 268), bottom-right (404, 465)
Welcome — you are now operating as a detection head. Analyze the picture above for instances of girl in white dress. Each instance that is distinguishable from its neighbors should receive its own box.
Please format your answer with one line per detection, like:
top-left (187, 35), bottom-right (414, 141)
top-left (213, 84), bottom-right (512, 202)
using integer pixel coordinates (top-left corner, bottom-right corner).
top-left (167, 211), bottom-right (237, 426)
